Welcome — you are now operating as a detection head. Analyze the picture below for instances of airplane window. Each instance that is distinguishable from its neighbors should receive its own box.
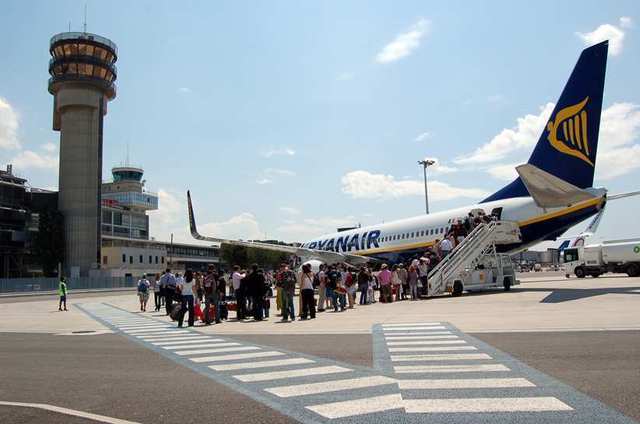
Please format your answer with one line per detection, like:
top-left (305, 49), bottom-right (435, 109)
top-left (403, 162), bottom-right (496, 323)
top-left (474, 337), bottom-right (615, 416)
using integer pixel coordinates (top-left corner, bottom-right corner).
top-left (411, 232), bottom-right (415, 238)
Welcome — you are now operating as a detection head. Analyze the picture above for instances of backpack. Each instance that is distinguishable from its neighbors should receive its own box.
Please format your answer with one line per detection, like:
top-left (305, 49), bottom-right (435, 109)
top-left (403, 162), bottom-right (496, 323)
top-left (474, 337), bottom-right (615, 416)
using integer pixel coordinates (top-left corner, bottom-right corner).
top-left (138, 281), bottom-right (148, 293)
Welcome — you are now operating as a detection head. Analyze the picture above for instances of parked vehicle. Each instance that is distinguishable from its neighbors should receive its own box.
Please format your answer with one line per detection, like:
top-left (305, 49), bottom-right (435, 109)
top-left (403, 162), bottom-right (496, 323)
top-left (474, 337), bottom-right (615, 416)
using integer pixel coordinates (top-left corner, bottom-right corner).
top-left (563, 238), bottom-right (640, 278)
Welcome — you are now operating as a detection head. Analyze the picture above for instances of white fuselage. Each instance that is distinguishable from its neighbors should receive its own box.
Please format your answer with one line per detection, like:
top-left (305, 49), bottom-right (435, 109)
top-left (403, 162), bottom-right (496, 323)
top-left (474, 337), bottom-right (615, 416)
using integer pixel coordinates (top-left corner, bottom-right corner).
top-left (301, 196), bottom-right (603, 259)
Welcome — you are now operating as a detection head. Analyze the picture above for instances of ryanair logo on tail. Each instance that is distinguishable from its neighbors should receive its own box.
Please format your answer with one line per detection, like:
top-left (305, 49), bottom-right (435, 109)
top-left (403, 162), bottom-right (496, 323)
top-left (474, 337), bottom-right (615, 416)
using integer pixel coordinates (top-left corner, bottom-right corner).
top-left (546, 97), bottom-right (594, 166)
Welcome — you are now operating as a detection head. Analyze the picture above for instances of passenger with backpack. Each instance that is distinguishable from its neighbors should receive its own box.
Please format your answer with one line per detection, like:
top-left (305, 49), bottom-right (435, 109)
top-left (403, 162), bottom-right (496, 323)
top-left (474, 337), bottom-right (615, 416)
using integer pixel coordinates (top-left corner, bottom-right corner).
top-left (137, 274), bottom-right (150, 312)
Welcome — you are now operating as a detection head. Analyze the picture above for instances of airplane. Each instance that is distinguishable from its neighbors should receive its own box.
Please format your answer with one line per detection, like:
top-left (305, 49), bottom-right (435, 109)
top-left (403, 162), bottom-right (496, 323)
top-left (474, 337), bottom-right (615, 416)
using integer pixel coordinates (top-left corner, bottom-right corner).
top-left (187, 40), bottom-right (636, 265)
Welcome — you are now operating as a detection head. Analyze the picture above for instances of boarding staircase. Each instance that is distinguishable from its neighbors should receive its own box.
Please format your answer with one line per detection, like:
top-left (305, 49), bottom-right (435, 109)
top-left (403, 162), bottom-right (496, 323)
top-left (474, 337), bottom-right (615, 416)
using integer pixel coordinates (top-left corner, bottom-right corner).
top-left (427, 221), bottom-right (521, 296)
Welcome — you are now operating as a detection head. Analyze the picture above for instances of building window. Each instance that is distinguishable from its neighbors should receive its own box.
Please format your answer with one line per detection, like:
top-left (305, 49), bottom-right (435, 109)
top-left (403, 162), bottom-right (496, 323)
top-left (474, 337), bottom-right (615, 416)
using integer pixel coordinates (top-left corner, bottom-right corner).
top-left (103, 256), bottom-right (108, 265)
top-left (122, 254), bottom-right (126, 263)
top-left (149, 255), bottom-right (152, 264)
top-left (139, 255), bottom-right (143, 263)
top-left (161, 256), bottom-right (165, 264)
top-left (129, 256), bottom-right (133, 264)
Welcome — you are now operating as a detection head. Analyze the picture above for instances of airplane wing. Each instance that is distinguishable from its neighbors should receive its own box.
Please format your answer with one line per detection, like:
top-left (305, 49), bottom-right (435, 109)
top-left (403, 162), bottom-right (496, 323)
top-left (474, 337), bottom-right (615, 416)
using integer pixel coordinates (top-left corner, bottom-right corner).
top-left (607, 190), bottom-right (640, 201)
top-left (187, 191), bottom-right (370, 266)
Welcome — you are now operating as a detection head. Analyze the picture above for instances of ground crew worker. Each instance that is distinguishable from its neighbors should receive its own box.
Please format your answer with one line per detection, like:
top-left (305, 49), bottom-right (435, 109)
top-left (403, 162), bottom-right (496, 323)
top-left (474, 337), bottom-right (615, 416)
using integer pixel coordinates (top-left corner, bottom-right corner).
top-left (58, 277), bottom-right (68, 311)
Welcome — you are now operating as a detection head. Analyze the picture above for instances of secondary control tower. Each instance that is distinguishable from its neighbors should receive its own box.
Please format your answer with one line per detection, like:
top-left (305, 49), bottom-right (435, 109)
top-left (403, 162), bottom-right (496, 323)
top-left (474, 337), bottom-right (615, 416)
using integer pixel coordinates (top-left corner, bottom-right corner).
top-left (48, 32), bottom-right (117, 276)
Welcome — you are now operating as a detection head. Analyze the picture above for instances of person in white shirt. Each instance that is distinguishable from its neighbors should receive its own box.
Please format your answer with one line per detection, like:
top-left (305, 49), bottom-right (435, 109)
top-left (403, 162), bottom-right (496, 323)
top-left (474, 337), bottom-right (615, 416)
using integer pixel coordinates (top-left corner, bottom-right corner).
top-left (298, 263), bottom-right (316, 320)
top-left (231, 265), bottom-right (247, 320)
top-left (177, 270), bottom-right (195, 327)
top-left (418, 257), bottom-right (430, 297)
top-left (440, 237), bottom-right (453, 257)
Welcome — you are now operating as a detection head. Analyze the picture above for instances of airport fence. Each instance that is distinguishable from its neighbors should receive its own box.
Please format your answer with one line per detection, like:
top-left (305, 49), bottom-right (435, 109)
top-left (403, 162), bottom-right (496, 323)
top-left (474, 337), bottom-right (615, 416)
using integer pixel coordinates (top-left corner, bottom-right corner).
top-left (0, 276), bottom-right (136, 294)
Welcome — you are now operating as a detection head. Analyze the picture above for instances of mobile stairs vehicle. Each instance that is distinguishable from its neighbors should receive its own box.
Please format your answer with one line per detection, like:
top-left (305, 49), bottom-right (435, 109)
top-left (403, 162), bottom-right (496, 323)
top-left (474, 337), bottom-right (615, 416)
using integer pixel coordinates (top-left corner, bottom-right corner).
top-left (427, 221), bottom-right (522, 297)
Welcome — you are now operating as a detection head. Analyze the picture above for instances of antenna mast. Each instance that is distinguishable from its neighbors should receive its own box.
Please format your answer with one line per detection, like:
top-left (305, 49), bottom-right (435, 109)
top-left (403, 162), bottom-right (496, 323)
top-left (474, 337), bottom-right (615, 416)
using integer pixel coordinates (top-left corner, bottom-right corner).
top-left (83, 4), bottom-right (87, 33)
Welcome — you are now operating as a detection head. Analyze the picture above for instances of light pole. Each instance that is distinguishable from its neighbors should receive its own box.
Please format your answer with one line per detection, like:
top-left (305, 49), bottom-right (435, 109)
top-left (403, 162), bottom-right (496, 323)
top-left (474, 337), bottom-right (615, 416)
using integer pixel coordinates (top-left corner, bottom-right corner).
top-left (418, 159), bottom-right (436, 214)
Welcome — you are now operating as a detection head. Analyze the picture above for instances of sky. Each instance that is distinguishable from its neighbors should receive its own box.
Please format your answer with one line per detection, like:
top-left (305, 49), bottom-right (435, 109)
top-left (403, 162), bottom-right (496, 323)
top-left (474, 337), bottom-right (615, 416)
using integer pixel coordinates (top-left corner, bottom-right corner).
top-left (1, 0), bottom-right (640, 249)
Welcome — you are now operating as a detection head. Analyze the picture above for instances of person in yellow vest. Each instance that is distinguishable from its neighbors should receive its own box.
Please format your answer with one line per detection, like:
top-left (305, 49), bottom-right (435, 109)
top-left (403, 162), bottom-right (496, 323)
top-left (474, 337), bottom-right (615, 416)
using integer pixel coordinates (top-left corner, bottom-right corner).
top-left (58, 277), bottom-right (68, 311)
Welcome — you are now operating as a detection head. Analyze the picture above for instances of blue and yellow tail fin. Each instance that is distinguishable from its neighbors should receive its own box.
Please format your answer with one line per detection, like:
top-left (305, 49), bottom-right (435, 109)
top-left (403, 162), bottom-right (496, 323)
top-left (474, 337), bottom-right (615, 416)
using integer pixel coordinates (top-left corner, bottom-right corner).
top-left (483, 41), bottom-right (608, 202)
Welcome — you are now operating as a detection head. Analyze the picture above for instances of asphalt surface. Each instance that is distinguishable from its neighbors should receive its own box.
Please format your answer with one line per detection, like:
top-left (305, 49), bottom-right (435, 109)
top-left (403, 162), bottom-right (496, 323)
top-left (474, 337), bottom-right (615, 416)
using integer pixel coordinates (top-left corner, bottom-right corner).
top-left (0, 332), bottom-right (296, 424)
top-left (0, 289), bottom-right (134, 304)
top-left (473, 331), bottom-right (640, 422)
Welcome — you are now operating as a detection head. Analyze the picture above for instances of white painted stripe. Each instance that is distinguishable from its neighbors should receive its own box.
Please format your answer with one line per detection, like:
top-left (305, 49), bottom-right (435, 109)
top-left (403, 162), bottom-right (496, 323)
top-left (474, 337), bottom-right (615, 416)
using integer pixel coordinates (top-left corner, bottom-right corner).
top-left (387, 340), bottom-right (466, 346)
top-left (137, 331), bottom-right (191, 340)
top-left (397, 378), bottom-right (535, 389)
top-left (383, 326), bottom-right (446, 331)
top-left (265, 376), bottom-right (397, 398)
top-left (176, 346), bottom-right (260, 356)
top-left (234, 365), bottom-right (351, 383)
top-left (0, 401), bottom-right (142, 424)
top-left (163, 342), bottom-right (237, 350)
top-left (306, 393), bottom-right (404, 419)
top-left (389, 343), bottom-right (477, 353)
top-left (121, 326), bottom-right (172, 332)
top-left (382, 322), bottom-right (441, 327)
top-left (151, 338), bottom-right (221, 346)
top-left (387, 338), bottom-right (461, 345)
top-left (190, 351), bottom-right (285, 363)
top-left (140, 335), bottom-right (201, 342)
top-left (385, 333), bottom-right (453, 339)
top-left (118, 324), bottom-right (171, 329)
top-left (403, 397), bottom-right (573, 413)
top-left (391, 353), bottom-right (492, 361)
top-left (394, 364), bottom-right (509, 373)
top-left (382, 331), bottom-right (453, 336)
top-left (389, 346), bottom-right (476, 352)
top-left (209, 357), bottom-right (314, 371)
top-left (124, 328), bottom-right (184, 335)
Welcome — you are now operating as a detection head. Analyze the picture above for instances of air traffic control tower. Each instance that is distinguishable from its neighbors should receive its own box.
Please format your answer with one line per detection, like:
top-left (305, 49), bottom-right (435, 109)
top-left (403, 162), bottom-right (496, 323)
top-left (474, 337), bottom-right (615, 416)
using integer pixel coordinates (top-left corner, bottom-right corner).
top-left (48, 32), bottom-right (117, 276)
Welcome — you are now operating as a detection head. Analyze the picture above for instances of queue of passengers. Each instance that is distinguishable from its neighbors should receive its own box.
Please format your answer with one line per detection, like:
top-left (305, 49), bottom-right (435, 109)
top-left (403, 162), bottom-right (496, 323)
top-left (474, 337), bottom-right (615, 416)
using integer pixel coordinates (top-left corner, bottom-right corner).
top-left (134, 210), bottom-right (499, 325)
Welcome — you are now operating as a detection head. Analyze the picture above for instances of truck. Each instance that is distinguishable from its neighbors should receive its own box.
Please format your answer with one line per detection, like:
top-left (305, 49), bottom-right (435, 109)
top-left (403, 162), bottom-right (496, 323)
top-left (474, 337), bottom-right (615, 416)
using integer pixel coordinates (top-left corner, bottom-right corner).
top-left (563, 238), bottom-right (640, 278)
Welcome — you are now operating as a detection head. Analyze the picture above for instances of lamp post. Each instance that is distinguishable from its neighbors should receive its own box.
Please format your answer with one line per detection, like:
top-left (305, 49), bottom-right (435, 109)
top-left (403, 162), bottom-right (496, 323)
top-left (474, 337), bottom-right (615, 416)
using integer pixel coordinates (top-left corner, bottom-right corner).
top-left (418, 159), bottom-right (436, 214)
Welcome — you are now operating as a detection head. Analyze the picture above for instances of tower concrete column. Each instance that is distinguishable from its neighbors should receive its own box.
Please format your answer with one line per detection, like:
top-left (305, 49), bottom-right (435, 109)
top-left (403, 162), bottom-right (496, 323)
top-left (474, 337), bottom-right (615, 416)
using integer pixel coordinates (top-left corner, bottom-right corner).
top-left (48, 32), bottom-right (117, 277)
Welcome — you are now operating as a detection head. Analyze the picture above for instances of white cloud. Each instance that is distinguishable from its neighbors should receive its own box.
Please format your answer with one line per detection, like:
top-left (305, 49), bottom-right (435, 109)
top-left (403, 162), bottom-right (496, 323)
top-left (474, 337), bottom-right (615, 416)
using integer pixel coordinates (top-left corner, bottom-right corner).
top-left (486, 163), bottom-right (520, 181)
top-left (0, 97), bottom-right (20, 149)
top-left (619, 17), bottom-right (633, 29)
top-left (341, 170), bottom-right (488, 201)
top-left (261, 147), bottom-right (296, 158)
top-left (200, 213), bottom-right (263, 240)
top-left (264, 168), bottom-right (296, 177)
top-left (596, 102), bottom-right (640, 180)
top-left (336, 72), bottom-right (355, 81)
top-left (414, 131), bottom-right (431, 142)
top-left (177, 87), bottom-right (192, 94)
top-left (576, 17), bottom-right (628, 56)
top-left (41, 142), bottom-right (57, 152)
top-left (279, 206), bottom-right (300, 215)
top-left (256, 178), bottom-right (273, 185)
top-left (420, 157), bottom-right (458, 174)
top-left (10, 149), bottom-right (58, 171)
top-left (454, 103), bottom-right (554, 164)
top-left (375, 18), bottom-right (430, 64)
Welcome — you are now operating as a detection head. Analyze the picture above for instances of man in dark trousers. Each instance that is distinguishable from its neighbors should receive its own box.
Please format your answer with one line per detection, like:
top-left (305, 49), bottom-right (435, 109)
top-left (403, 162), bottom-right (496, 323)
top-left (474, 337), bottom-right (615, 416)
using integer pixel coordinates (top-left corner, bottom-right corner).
top-left (160, 268), bottom-right (177, 315)
top-left (246, 264), bottom-right (266, 321)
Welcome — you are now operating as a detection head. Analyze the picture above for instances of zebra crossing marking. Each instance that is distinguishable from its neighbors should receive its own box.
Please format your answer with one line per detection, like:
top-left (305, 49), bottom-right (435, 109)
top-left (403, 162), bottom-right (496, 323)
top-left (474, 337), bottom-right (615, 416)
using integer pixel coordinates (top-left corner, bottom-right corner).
top-left (233, 365), bottom-right (352, 383)
top-left (78, 304), bottom-right (634, 424)
top-left (265, 376), bottom-right (397, 398)
top-left (209, 357), bottom-right (314, 371)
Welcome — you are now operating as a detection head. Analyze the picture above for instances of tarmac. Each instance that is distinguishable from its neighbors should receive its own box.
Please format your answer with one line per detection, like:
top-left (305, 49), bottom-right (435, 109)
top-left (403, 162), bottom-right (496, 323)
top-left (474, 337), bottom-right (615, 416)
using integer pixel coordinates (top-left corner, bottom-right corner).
top-left (0, 272), bottom-right (638, 423)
